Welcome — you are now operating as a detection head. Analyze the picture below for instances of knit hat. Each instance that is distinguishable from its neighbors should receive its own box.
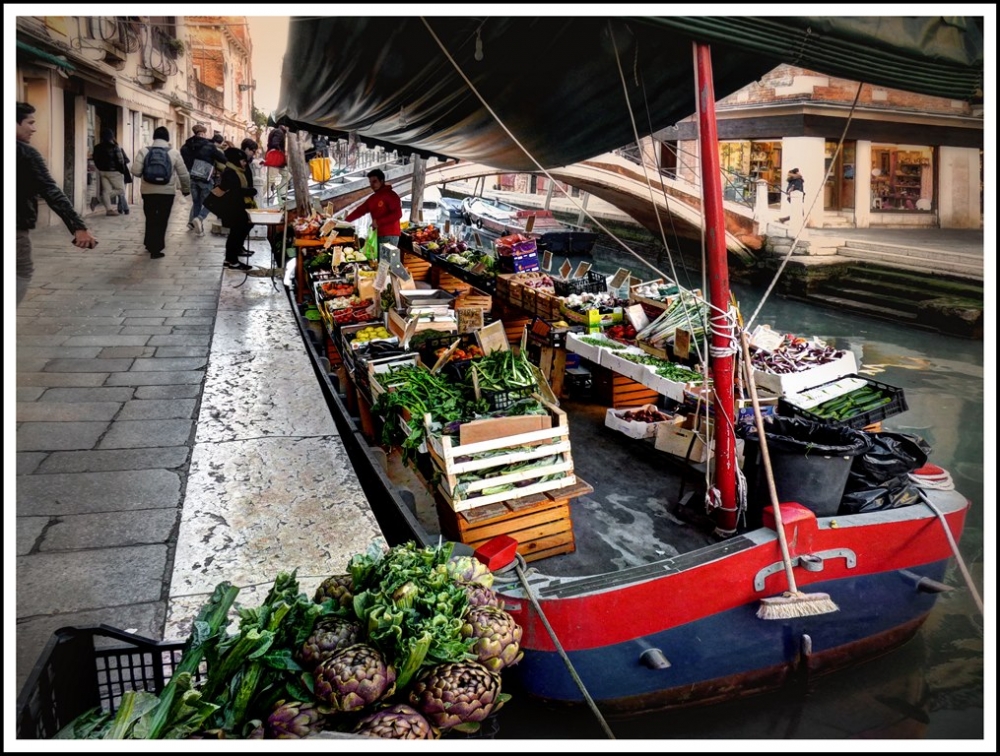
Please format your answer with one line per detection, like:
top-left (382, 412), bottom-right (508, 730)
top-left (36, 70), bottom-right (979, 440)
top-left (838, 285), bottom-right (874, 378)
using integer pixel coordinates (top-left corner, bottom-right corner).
top-left (224, 147), bottom-right (246, 164)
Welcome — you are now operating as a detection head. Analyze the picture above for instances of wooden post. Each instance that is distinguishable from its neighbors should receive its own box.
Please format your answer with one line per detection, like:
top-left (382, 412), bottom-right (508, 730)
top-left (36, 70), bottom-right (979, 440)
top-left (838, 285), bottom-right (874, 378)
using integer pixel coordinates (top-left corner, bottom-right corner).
top-left (409, 154), bottom-right (427, 224)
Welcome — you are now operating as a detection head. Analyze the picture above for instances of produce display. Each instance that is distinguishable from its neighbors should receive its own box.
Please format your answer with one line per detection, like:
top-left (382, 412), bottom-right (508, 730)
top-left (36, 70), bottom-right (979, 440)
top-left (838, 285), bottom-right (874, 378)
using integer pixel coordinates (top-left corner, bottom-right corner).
top-left (604, 323), bottom-right (637, 343)
top-left (635, 291), bottom-right (708, 344)
top-left (794, 383), bottom-right (893, 421)
top-left (350, 325), bottom-right (393, 344)
top-left (319, 281), bottom-right (356, 298)
top-left (434, 344), bottom-right (484, 362)
top-left (509, 271), bottom-right (554, 291)
top-left (55, 543), bottom-right (521, 740)
top-left (560, 291), bottom-right (626, 314)
top-left (750, 335), bottom-right (847, 374)
top-left (618, 406), bottom-right (671, 423)
top-left (408, 225), bottom-right (441, 245)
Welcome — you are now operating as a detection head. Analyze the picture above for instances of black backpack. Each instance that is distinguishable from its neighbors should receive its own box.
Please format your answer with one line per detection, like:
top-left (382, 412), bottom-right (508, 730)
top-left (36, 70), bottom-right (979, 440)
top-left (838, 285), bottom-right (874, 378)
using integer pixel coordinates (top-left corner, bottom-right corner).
top-left (142, 146), bottom-right (173, 185)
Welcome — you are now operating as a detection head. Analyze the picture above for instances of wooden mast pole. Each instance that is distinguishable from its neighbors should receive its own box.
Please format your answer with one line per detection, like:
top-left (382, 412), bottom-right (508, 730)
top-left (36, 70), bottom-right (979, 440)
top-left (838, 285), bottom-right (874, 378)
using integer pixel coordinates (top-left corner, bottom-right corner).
top-left (694, 42), bottom-right (738, 536)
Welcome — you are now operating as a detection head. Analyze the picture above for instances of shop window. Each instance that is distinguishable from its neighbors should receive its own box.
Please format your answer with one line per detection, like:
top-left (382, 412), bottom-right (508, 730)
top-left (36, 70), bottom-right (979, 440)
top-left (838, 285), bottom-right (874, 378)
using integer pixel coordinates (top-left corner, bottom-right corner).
top-left (871, 145), bottom-right (934, 212)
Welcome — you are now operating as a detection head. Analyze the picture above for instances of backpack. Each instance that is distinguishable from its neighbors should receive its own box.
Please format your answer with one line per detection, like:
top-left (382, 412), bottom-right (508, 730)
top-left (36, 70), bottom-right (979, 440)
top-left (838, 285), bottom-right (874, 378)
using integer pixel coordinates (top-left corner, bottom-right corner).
top-left (142, 146), bottom-right (173, 185)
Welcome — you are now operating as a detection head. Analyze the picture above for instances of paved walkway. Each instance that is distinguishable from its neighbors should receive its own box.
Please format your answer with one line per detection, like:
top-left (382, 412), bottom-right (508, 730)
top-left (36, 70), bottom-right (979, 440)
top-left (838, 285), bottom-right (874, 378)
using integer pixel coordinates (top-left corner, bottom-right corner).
top-left (13, 198), bottom-right (384, 696)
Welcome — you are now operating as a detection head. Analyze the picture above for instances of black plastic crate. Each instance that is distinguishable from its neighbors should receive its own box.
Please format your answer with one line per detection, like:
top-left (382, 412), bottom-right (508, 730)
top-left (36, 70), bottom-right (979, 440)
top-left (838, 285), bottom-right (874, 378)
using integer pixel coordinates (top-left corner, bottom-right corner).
top-left (778, 374), bottom-right (908, 429)
top-left (481, 385), bottom-right (536, 411)
top-left (552, 270), bottom-right (608, 297)
top-left (16, 625), bottom-right (194, 739)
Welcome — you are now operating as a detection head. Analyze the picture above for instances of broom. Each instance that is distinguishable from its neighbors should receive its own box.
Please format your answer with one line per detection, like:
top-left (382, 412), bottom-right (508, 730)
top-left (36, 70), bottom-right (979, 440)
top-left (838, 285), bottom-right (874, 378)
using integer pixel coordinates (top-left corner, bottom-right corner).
top-left (740, 331), bottom-right (839, 620)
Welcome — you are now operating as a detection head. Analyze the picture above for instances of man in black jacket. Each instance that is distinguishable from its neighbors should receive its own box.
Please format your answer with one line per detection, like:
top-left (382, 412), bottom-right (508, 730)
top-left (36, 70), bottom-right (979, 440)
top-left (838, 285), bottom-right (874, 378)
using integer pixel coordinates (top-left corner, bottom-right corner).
top-left (180, 123), bottom-right (226, 235)
top-left (16, 101), bottom-right (98, 305)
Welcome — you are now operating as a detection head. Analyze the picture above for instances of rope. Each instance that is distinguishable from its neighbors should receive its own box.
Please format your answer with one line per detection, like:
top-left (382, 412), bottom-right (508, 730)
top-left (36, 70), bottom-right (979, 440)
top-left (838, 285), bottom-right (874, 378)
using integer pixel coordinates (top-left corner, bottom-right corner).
top-left (914, 489), bottom-right (983, 614)
top-left (746, 81), bottom-right (865, 330)
top-left (512, 555), bottom-right (616, 738)
top-left (909, 469), bottom-right (955, 490)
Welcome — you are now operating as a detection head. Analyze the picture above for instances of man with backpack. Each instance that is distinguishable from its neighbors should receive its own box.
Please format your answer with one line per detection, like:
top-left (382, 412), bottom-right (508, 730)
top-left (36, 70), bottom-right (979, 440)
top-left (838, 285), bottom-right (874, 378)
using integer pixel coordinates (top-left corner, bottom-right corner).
top-left (180, 123), bottom-right (226, 236)
top-left (131, 126), bottom-right (191, 259)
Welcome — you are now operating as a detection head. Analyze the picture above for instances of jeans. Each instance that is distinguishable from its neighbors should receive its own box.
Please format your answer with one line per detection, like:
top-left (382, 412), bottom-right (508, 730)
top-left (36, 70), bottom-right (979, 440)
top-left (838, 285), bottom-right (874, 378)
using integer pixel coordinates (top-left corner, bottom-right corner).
top-left (16, 229), bottom-right (32, 305)
top-left (141, 194), bottom-right (176, 254)
top-left (189, 179), bottom-right (213, 222)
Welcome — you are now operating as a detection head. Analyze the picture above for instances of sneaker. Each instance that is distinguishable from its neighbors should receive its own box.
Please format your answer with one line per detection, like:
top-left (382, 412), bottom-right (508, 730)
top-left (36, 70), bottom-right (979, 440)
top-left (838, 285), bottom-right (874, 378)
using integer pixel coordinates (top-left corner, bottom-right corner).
top-left (224, 261), bottom-right (252, 271)
top-left (150, 251), bottom-right (165, 259)
top-left (106, 209), bottom-right (120, 216)
top-left (193, 217), bottom-right (204, 236)
top-left (187, 221), bottom-right (195, 230)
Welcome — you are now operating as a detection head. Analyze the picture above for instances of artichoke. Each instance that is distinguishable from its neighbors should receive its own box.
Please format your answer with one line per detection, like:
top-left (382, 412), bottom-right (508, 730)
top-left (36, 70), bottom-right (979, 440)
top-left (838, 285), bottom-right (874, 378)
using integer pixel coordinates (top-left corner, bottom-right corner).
top-left (458, 580), bottom-right (503, 609)
top-left (314, 643), bottom-right (397, 712)
top-left (314, 573), bottom-right (354, 608)
top-left (408, 661), bottom-right (505, 731)
top-left (267, 700), bottom-right (327, 739)
top-left (445, 555), bottom-right (494, 587)
top-left (299, 616), bottom-right (362, 668)
top-left (353, 704), bottom-right (438, 740)
top-left (461, 605), bottom-right (523, 672)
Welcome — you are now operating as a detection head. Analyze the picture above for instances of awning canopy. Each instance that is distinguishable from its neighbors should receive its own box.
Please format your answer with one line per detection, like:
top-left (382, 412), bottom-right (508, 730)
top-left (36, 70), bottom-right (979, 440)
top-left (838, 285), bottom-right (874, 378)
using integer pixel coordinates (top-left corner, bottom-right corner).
top-left (16, 39), bottom-right (75, 71)
top-left (276, 15), bottom-right (984, 172)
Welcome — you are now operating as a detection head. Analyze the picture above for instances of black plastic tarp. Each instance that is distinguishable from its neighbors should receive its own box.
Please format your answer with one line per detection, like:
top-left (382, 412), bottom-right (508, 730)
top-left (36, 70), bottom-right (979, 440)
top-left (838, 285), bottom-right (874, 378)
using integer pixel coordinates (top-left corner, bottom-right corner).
top-left (276, 15), bottom-right (984, 171)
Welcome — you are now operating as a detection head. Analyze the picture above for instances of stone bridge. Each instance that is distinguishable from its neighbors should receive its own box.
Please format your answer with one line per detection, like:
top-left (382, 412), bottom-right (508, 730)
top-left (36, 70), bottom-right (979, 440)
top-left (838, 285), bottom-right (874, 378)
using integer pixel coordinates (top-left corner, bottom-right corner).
top-left (311, 153), bottom-right (762, 256)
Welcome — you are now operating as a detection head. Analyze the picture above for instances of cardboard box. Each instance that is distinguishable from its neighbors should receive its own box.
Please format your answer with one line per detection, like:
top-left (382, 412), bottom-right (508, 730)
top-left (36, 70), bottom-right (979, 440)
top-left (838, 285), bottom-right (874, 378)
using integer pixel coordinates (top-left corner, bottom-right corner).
top-left (605, 405), bottom-right (673, 439)
top-left (565, 332), bottom-right (608, 366)
top-left (654, 416), bottom-right (745, 464)
top-left (752, 350), bottom-right (859, 397)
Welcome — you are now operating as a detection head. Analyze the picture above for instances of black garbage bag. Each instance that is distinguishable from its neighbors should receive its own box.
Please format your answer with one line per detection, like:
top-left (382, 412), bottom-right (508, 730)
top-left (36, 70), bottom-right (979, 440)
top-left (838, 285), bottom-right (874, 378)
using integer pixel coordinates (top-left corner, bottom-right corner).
top-left (739, 415), bottom-right (873, 457)
top-left (837, 432), bottom-right (931, 514)
top-left (844, 432), bottom-right (931, 490)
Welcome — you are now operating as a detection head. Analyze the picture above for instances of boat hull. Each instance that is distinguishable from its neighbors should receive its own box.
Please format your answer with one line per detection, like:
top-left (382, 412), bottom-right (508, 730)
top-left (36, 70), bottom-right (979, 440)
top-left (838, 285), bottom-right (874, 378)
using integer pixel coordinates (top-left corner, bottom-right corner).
top-left (497, 496), bottom-right (968, 714)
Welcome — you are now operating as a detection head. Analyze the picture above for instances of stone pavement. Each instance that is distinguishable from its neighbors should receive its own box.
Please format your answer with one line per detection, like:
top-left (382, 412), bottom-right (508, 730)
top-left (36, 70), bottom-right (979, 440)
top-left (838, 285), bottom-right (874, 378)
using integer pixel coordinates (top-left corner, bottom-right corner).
top-left (12, 197), bottom-right (384, 696)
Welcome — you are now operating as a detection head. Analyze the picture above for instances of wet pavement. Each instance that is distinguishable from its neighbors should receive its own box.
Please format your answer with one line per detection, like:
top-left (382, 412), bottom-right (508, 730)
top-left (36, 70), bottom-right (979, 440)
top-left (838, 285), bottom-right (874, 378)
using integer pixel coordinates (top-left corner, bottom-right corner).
top-left (12, 197), bottom-right (384, 696)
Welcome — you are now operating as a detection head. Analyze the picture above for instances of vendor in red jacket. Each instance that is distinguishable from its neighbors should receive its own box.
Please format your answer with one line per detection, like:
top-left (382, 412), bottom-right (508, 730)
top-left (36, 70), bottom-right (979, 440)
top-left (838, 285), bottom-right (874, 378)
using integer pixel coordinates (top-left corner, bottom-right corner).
top-left (344, 168), bottom-right (402, 257)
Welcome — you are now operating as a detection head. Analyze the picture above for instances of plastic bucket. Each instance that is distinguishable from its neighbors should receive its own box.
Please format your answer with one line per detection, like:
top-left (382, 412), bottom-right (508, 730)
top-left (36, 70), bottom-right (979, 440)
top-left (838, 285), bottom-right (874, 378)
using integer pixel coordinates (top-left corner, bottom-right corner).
top-left (743, 416), bottom-right (873, 517)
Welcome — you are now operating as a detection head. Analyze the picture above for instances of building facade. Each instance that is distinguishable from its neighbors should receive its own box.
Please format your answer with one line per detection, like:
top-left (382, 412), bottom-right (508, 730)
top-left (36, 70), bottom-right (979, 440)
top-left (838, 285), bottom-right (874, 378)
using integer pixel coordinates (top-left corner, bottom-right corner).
top-left (15, 15), bottom-right (255, 226)
top-left (666, 64), bottom-right (983, 230)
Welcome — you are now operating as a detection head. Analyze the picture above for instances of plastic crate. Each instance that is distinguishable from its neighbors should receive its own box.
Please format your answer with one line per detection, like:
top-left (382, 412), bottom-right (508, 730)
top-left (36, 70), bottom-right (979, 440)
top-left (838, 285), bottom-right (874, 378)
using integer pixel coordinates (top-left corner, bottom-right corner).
top-left (552, 270), bottom-right (608, 298)
top-left (777, 374), bottom-right (908, 429)
top-left (16, 625), bottom-right (194, 739)
top-left (481, 385), bottom-right (537, 411)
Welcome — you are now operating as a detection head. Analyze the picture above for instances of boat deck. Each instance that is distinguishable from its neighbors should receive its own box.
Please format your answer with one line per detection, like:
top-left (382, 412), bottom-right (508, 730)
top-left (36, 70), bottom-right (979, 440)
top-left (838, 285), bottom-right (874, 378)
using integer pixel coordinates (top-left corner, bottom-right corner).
top-left (384, 397), bottom-right (721, 578)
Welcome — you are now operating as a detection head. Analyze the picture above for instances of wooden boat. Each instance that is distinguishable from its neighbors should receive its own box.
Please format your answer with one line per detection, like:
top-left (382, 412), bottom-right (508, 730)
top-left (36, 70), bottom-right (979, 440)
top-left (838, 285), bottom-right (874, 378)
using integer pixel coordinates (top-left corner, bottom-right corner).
top-left (460, 195), bottom-right (599, 256)
top-left (278, 16), bottom-right (981, 717)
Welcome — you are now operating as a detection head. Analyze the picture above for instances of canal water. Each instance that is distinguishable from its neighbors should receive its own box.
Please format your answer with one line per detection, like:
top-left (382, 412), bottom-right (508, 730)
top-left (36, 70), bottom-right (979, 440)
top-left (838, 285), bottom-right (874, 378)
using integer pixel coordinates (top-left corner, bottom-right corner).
top-left (475, 230), bottom-right (986, 743)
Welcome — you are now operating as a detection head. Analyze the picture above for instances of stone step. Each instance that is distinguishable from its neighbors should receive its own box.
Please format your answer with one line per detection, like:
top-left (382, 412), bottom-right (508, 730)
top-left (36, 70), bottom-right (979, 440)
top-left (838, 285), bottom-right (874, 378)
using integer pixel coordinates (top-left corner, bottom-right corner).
top-left (836, 248), bottom-right (983, 281)
top-left (796, 293), bottom-right (921, 322)
top-left (837, 268), bottom-right (984, 301)
top-left (814, 285), bottom-right (924, 315)
top-left (839, 241), bottom-right (984, 268)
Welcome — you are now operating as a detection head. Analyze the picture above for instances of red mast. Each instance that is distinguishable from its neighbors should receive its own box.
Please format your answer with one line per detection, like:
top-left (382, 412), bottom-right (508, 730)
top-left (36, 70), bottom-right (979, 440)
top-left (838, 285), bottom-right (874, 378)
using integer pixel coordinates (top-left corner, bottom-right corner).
top-left (694, 42), bottom-right (738, 536)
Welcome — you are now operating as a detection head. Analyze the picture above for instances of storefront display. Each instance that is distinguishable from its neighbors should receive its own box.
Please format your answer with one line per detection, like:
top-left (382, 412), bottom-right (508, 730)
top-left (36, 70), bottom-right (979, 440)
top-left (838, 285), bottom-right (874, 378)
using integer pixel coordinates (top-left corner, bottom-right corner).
top-left (871, 144), bottom-right (934, 211)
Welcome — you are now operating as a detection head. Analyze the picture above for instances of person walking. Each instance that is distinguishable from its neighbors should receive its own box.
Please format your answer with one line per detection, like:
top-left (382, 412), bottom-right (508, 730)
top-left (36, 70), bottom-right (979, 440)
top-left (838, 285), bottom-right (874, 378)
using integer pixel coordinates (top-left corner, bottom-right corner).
top-left (264, 124), bottom-right (290, 204)
top-left (217, 146), bottom-right (259, 271)
top-left (131, 126), bottom-right (191, 259)
top-left (16, 101), bottom-right (98, 304)
top-left (180, 123), bottom-right (226, 236)
top-left (344, 168), bottom-right (403, 254)
top-left (91, 127), bottom-right (127, 216)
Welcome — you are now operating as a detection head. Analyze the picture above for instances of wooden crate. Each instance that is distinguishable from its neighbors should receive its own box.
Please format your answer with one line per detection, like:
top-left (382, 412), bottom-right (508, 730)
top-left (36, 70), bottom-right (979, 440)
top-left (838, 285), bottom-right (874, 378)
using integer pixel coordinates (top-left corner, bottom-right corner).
top-left (592, 364), bottom-right (661, 409)
top-left (325, 339), bottom-right (344, 368)
top-left (452, 291), bottom-right (493, 313)
top-left (402, 252), bottom-right (432, 283)
top-left (534, 290), bottom-right (560, 321)
top-left (431, 268), bottom-right (473, 294)
top-left (503, 317), bottom-right (532, 348)
top-left (427, 397), bottom-right (574, 513)
top-left (436, 492), bottom-right (576, 563)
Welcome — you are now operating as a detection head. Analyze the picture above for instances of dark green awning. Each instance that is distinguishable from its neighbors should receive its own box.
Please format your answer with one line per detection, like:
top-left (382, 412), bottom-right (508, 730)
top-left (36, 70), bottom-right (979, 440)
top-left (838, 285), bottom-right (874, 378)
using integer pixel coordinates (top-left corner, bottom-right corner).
top-left (276, 16), bottom-right (984, 172)
top-left (16, 40), bottom-right (76, 71)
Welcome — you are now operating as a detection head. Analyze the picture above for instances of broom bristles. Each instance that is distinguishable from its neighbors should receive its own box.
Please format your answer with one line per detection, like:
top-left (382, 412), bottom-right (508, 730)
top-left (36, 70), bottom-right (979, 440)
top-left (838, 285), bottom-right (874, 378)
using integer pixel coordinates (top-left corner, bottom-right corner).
top-left (757, 591), bottom-right (839, 620)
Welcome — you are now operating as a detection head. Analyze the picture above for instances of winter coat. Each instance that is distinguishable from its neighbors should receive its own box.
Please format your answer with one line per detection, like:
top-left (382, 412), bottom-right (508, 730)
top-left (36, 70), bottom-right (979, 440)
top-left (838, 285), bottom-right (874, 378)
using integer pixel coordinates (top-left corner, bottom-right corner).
top-left (17, 141), bottom-right (88, 232)
top-left (131, 139), bottom-right (192, 196)
top-left (180, 135), bottom-right (227, 179)
top-left (217, 160), bottom-right (258, 225)
top-left (345, 183), bottom-right (403, 237)
top-left (92, 141), bottom-right (127, 173)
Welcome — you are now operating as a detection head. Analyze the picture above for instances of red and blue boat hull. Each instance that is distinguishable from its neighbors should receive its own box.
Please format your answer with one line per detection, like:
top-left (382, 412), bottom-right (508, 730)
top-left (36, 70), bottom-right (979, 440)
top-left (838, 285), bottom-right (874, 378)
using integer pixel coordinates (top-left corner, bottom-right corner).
top-left (499, 493), bottom-right (968, 713)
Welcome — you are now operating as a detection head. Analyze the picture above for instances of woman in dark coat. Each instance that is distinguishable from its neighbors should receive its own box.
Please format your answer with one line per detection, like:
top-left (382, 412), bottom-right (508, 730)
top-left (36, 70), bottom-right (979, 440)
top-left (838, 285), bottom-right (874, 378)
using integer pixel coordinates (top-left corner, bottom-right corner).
top-left (218, 147), bottom-right (258, 271)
